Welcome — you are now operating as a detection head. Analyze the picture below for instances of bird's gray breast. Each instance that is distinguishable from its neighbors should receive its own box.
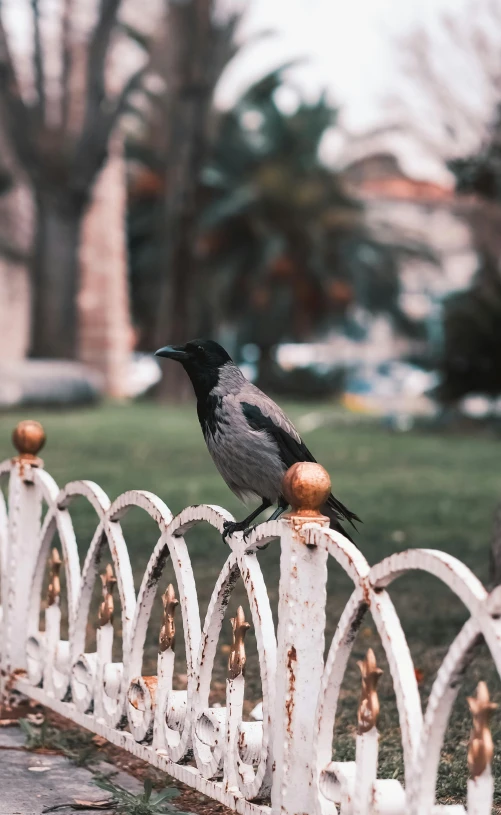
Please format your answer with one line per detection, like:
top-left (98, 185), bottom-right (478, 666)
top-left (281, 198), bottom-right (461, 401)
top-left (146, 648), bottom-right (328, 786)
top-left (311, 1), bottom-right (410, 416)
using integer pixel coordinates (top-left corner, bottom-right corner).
top-left (203, 396), bottom-right (286, 504)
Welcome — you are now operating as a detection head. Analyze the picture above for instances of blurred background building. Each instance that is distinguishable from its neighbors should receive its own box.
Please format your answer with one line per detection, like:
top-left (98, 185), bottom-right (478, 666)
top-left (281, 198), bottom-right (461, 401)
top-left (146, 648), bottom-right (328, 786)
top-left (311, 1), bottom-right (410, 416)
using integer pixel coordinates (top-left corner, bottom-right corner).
top-left (0, 0), bottom-right (500, 420)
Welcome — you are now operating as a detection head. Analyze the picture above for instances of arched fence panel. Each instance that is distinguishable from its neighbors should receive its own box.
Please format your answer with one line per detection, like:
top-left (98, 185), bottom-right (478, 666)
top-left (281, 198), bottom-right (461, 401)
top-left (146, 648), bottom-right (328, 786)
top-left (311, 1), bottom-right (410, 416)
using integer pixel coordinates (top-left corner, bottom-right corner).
top-left (1, 423), bottom-right (500, 815)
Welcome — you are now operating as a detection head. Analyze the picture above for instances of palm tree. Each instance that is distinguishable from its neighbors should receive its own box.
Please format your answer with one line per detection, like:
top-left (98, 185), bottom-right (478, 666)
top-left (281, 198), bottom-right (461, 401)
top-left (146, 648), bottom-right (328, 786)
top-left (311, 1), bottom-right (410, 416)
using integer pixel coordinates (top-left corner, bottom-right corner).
top-left (198, 68), bottom-right (428, 380)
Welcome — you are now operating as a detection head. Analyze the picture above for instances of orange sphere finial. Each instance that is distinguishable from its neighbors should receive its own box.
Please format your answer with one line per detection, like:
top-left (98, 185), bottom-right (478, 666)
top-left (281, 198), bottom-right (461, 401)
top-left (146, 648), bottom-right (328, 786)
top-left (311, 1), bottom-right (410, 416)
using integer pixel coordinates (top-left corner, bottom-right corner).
top-left (282, 462), bottom-right (331, 518)
top-left (12, 420), bottom-right (46, 462)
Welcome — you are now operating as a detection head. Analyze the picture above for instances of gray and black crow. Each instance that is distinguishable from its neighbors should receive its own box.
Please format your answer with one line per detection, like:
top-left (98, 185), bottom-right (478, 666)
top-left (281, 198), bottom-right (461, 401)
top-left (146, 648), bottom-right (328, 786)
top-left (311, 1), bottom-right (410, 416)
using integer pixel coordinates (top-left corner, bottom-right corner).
top-left (155, 339), bottom-right (360, 542)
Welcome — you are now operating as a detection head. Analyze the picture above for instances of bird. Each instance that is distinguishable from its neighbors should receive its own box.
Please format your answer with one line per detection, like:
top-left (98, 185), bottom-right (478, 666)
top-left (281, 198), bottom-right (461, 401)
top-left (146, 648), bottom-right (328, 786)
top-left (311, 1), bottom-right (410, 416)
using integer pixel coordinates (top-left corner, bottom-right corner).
top-left (155, 339), bottom-right (361, 542)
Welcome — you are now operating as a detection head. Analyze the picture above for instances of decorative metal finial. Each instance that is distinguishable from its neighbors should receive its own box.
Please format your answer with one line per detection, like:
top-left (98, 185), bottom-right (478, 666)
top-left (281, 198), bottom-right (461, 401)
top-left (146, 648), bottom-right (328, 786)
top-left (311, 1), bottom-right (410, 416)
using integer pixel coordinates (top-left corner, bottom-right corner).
top-left (12, 420), bottom-right (46, 468)
top-left (47, 548), bottom-right (62, 606)
top-left (98, 563), bottom-right (117, 627)
top-left (467, 681), bottom-right (497, 779)
top-left (228, 606), bottom-right (251, 680)
top-left (282, 462), bottom-right (331, 519)
top-left (357, 648), bottom-right (383, 734)
top-left (159, 584), bottom-right (179, 652)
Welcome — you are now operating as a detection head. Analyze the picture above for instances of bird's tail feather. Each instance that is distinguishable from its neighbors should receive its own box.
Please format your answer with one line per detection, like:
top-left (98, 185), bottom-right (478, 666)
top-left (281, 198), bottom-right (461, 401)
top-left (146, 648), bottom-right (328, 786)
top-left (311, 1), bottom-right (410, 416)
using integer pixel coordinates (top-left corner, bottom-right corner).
top-left (326, 493), bottom-right (361, 528)
top-left (321, 501), bottom-right (359, 547)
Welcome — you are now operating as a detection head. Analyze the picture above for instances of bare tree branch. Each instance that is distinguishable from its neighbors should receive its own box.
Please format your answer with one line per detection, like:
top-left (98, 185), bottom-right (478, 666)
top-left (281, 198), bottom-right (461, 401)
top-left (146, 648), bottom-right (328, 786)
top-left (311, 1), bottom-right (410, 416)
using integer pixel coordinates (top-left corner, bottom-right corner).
top-left (0, 4), bottom-right (34, 167)
top-left (110, 64), bottom-right (147, 125)
top-left (0, 5), bottom-right (23, 108)
top-left (81, 0), bottom-right (122, 133)
top-left (31, 0), bottom-right (45, 122)
top-left (207, 11), bottom-right (240, 90)
top-left (61, 0), bottom-right (72, 132)
top-left (398, 0), bottom-right (501, 161)
top-left (73, 65), bottom-right (146, 193)
top-left (89, 0), bottom-right (122, 92)
top-left (67, 0), bottom-right (124, 192)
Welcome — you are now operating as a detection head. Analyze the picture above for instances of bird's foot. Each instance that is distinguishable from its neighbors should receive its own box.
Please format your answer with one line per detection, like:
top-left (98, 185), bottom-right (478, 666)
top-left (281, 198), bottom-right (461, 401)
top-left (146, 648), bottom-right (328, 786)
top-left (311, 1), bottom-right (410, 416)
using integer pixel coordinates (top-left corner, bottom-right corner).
top-left (222, 520), bottom-right (254, 544)
top-left (243, 523), bottom-right (270, 550)
top-left (243, 525), bottom-right (258, 541)
top-left (222, 520), bottom-right (240, 543)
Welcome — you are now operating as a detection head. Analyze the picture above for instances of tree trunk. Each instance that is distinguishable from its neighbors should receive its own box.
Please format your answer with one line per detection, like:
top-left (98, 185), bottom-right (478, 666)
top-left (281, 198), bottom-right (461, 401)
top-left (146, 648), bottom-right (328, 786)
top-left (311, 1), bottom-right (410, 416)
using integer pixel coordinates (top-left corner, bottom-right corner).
top-left (0, 259), bottom-right (31, 362)
top-left (153, 0), bottom-right (213, 402)
top-left (78, 133), bottom-right (133, 397)
top-left (31, 192), bottom-right (83, 359)
top-left (157, 211), bottom-right (199, 402)
top-left (0, 113), bottom-right (34, 363)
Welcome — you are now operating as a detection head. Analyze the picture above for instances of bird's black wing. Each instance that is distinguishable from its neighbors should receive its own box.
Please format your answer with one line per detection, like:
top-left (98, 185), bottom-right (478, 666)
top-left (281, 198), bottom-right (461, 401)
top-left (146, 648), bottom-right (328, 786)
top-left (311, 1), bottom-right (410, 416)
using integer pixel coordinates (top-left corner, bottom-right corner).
top-left (241, 401), bottom-right (361, 529)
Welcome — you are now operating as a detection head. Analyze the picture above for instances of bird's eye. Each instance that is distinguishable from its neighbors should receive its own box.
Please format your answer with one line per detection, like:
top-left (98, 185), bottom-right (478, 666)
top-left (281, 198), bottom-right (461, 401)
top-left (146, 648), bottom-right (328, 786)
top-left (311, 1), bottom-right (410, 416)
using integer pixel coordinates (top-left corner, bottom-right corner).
top-left (197, 345), bottom-right (204, 354)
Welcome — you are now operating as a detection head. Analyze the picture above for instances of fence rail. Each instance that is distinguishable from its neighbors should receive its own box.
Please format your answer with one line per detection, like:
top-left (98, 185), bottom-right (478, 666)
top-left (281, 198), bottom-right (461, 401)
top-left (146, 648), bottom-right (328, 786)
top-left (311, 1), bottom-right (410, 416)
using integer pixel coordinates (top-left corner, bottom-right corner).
top-left (0, 420), bottom-right (500, 815)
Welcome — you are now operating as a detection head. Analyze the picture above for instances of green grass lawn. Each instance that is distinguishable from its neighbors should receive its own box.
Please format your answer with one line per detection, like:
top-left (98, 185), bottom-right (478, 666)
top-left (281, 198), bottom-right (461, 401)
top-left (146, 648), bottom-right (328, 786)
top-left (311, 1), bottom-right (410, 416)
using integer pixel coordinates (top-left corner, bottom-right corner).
top-left (1, 402), bottom-right (501, 805)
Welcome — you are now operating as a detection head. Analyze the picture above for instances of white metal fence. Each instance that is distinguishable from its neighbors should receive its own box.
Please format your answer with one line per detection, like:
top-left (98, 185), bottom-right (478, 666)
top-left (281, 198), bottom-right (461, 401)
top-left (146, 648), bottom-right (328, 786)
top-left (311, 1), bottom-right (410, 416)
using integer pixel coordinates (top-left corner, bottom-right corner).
top-left (0, 420), bottom-right (500, 815)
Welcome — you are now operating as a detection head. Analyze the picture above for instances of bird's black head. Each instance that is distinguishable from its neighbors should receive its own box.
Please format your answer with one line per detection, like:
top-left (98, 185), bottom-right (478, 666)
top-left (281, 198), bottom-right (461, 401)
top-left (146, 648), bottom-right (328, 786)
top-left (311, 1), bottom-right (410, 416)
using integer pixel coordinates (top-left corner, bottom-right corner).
top-left (155, 339), bottom-right (233, 399)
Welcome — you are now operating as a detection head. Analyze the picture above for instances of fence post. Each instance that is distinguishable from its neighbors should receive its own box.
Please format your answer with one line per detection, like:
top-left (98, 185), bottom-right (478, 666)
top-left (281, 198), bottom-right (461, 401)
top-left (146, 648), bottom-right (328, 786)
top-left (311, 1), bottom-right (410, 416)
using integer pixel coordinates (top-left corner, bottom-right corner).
top-left (271, 462), bottom-right (331, 815)
top-left (2, 421), bottom-right (45, 694)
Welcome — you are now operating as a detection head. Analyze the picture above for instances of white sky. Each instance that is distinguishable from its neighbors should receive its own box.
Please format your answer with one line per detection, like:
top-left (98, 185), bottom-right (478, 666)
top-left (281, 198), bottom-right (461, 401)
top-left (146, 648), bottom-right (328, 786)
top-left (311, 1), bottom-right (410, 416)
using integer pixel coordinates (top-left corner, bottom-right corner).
top-left (216, 0), bottom-right (487, 180)
top-left (217, 0), bottom-right (470, 124)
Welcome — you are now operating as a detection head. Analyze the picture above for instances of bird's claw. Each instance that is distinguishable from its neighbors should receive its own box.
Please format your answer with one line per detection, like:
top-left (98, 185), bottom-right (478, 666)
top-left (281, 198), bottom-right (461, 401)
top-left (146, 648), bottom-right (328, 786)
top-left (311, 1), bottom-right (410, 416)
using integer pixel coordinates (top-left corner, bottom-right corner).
top-left (222, 520), bottom-right (255, 544)
top-left (243, 525), bottom-right (256, 541)
top-left (222, 520), bottom-right (238, 544)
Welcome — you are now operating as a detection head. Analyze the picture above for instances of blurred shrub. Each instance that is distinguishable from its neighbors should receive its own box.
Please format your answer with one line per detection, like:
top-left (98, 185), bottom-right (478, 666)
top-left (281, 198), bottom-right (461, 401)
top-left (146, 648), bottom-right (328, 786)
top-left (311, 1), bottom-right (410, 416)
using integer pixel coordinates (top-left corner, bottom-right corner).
top-left (441, 105), bottom-right (501, 401)
top-left (436, 259), bottom-right (501, 402)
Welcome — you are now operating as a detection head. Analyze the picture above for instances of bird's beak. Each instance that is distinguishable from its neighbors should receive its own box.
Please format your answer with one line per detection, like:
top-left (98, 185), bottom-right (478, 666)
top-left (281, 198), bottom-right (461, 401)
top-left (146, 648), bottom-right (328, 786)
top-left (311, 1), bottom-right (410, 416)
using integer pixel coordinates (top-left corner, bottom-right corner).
top-left (155, 345), bottom-right (189, 361)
